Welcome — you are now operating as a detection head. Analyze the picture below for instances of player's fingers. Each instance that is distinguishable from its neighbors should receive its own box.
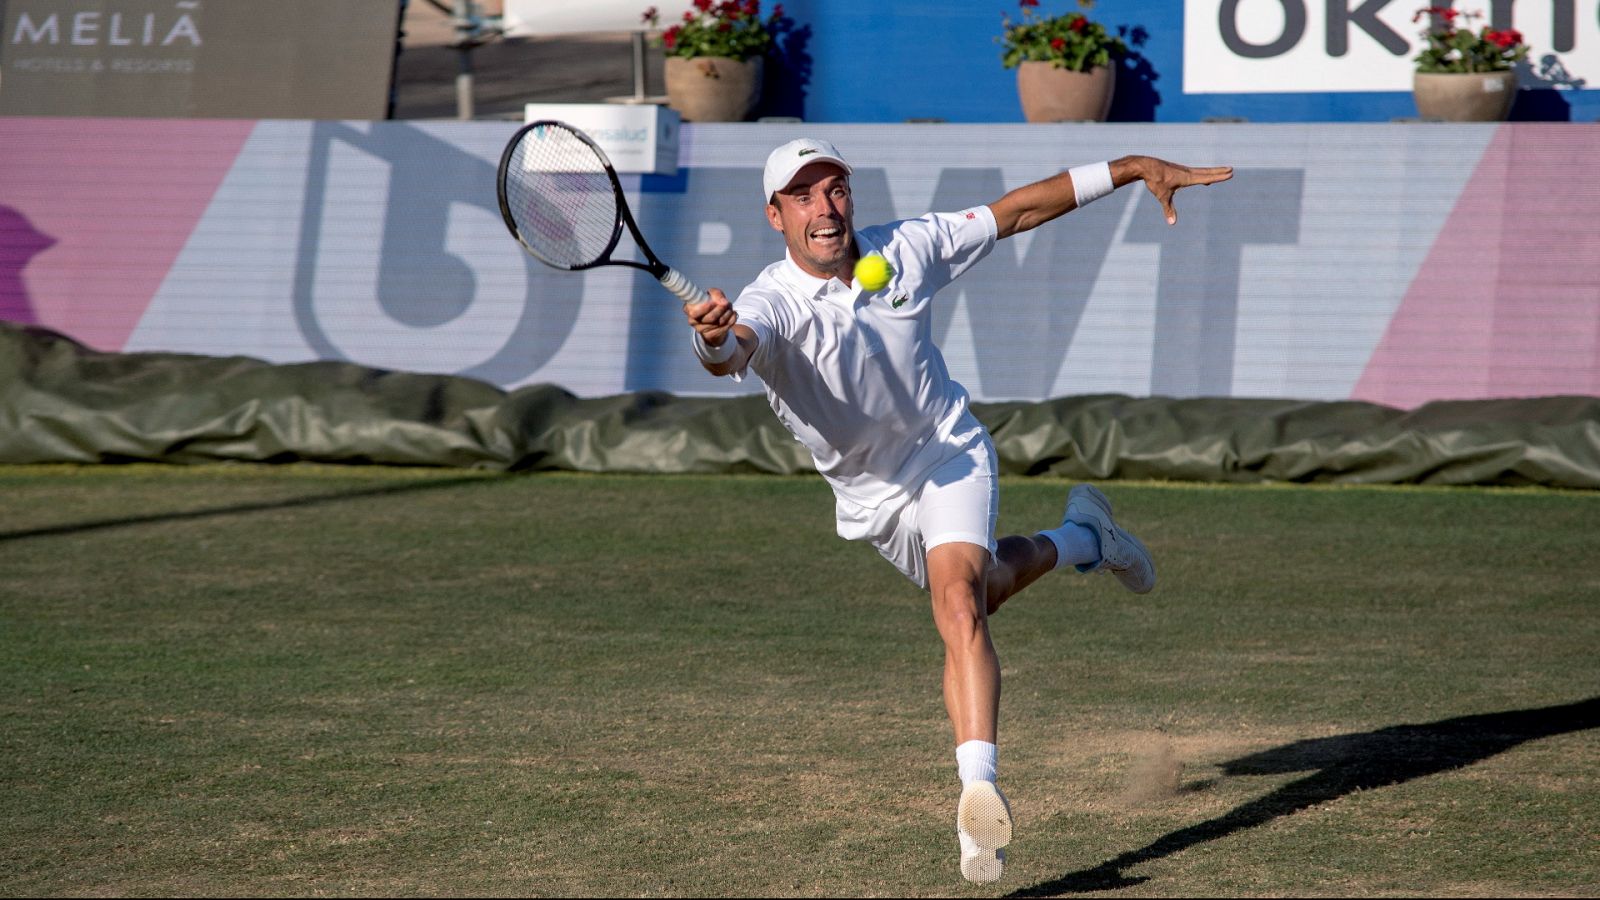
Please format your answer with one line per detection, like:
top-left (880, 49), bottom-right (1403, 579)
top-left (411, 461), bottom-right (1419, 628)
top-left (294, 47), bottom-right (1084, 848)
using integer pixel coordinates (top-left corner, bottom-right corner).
top-left (683, 297), bottom-right (713, 321)
top-left (1189, 165), bottom-right (1234, 186)
top-left (685, 292), bottom-right (731, 325)
top-left (703, 303), bottom-right (735, 330)
top-left (1157, 189), bottom-right (1178, 225)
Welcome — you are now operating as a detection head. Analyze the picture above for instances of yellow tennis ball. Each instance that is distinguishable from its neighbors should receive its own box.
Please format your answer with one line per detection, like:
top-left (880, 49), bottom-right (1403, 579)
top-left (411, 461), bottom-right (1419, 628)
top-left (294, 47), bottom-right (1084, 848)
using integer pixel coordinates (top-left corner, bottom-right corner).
top-left (855, 254), bottom-right (894, 292)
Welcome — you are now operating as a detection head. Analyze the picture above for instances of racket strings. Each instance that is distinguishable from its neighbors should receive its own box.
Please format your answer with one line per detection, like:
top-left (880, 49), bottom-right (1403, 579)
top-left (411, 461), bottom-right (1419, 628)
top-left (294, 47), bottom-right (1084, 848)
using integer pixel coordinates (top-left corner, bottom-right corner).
top-left (505, 127), bottom-right (620, 268)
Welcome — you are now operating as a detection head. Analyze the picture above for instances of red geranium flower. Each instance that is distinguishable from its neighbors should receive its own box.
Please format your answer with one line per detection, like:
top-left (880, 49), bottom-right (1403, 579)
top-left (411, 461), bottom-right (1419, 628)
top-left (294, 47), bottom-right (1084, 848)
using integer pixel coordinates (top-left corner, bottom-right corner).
top-left (1413, 5), bottom-right (1530, 73)
top-left (648, 0), bottom-right (791, 60)
top-left (998, 0), bottom-right (1126, 73)
top-left (1485, 28), bottom-right (1521, 49)
top-left (1412, 5), bottom-right (1459, 22)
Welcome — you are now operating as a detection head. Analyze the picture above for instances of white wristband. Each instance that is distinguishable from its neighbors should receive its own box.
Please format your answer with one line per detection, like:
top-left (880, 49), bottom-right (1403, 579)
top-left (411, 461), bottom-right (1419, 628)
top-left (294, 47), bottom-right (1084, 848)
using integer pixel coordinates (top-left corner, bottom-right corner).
top-left (1069, 161), bottom-right (1115, 208)
top-left (692, 330), bottom-right (738, 364)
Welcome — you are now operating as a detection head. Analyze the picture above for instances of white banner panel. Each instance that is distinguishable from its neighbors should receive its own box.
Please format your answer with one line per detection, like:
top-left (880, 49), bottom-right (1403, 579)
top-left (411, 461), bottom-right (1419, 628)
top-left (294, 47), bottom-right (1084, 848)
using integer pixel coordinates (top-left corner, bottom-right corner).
top-left (502, 0), bottom-right (645, 35)
top-left (1184, 0), bottom-right (1600, 94)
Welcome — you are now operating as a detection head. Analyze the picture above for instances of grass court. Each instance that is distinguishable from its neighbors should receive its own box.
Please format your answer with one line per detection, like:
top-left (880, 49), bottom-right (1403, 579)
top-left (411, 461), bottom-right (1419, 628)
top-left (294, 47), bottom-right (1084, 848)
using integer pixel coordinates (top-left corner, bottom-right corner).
top-left (2, 465), bottom-right (1596, 896)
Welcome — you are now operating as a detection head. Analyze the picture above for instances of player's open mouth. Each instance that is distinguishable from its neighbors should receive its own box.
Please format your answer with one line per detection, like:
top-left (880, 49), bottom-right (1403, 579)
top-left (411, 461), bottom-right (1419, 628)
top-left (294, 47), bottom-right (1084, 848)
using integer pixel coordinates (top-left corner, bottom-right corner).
top-left (810, 226), bottom-right (845, 246)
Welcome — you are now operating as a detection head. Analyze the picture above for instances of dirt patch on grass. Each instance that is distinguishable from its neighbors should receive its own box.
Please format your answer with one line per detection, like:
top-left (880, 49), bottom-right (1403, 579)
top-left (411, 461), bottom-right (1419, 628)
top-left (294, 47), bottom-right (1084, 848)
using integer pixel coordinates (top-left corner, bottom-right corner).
top-left (1117, 732), bottom-right (1184, 805)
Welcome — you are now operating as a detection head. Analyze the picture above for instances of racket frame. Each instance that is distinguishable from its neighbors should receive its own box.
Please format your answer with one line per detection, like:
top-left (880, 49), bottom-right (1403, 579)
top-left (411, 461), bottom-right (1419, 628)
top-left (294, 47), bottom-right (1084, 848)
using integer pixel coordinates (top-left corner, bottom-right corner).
top-left (496, 120), bottom-right (673, 283)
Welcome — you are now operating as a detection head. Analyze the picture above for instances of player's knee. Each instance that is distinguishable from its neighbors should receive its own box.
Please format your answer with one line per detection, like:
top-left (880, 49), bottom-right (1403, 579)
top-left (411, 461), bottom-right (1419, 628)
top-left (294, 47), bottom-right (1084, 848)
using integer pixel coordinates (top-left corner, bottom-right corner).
top-left (932, 581), bottom-right (987, 638)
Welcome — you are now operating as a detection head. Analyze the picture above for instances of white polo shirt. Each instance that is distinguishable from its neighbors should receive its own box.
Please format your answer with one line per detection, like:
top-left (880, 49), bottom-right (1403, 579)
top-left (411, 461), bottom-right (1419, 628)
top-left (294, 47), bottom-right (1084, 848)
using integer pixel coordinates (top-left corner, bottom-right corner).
top-left (732, 205), bottom-right (999, 509)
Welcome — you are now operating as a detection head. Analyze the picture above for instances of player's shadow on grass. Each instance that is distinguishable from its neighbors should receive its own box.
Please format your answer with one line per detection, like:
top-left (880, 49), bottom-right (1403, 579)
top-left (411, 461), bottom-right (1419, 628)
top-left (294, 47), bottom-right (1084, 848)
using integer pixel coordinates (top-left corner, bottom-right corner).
top-left (1009, 696), bottom-right (1600, 896)
top-left (0, 474), bottom-right (498, 543)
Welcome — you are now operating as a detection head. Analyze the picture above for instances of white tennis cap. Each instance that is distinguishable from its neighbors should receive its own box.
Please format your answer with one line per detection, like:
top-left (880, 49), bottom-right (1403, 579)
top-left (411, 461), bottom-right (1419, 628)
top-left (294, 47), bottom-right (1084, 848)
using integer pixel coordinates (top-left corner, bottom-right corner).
top-left (762, 138), bottom-right (853, 201)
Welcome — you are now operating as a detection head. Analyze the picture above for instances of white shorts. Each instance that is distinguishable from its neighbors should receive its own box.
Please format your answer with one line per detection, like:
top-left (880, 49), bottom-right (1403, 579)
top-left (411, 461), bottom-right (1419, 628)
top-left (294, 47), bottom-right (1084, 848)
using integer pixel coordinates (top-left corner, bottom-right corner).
top-left (833, 436), bottom-right (999, 590)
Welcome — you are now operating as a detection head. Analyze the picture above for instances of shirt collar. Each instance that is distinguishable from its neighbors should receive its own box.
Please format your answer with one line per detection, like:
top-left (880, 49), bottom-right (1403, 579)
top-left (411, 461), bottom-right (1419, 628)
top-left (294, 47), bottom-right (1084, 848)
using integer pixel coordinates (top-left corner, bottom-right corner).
top-left (781, 249), bottom-right (841, 300)
top-left (781, 231), bottom-right (882, 303)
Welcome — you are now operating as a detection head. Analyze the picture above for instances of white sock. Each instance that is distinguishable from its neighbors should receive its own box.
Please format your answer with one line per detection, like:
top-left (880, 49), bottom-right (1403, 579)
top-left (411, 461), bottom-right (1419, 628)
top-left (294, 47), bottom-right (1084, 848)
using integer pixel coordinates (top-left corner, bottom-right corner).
top-left (956, 740), bottom-right (998, 785)
top-left (1038, 522), bottom-right (1100, 571)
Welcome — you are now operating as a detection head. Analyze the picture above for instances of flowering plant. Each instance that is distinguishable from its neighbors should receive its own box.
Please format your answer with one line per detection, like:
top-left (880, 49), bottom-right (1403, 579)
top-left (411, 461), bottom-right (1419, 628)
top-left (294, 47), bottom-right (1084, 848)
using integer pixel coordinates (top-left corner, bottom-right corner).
top-left (998, 0), bottom-right (1126, 72)
top-left (1412, 6), bottom-right (1529, 73)
top-left (642, 0), bottom-right (790, 62)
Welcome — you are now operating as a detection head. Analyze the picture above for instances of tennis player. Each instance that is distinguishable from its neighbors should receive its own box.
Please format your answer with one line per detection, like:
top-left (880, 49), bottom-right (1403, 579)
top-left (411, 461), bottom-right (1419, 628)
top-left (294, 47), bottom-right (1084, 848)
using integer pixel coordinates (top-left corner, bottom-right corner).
top-left (683, 139), bottom-right (1232, 883)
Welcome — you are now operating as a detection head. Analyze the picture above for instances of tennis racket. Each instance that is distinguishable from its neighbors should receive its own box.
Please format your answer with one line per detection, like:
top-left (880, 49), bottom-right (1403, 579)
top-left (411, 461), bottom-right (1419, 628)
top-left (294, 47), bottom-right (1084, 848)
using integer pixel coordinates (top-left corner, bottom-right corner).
top-left (496, 120), bottom-right (708, 308)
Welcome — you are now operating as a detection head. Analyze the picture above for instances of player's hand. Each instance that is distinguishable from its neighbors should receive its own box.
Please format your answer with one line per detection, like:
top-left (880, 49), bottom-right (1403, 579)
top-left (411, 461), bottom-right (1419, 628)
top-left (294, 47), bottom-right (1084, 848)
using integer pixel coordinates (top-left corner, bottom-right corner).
top-left (684, 289), bottom-right (737, 348)
top-left (1138, 158), bottom-right (1233, 225)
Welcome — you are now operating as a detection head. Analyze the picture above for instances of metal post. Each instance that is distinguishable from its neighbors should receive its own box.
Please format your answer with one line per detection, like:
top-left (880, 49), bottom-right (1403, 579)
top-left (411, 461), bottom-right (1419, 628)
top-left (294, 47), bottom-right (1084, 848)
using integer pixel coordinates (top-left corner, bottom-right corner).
top-left (456, 52), bottom-right (475, 120)
top-left (454, 0), bottom-right (474, 120)
top-left (631, 31), bottom-right (648, 102)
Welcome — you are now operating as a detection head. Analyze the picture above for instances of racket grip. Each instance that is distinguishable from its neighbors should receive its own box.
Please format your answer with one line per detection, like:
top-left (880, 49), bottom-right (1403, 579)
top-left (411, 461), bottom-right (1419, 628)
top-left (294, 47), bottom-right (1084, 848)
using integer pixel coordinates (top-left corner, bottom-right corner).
top-left (659, 268), bottom-right (710, 307)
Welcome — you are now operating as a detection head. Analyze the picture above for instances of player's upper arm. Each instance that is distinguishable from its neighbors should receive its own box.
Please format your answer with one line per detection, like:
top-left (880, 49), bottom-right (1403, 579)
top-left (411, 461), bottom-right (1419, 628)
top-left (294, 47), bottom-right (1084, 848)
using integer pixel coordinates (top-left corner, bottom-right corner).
top-left (896, 208), bottom-right (997, 290)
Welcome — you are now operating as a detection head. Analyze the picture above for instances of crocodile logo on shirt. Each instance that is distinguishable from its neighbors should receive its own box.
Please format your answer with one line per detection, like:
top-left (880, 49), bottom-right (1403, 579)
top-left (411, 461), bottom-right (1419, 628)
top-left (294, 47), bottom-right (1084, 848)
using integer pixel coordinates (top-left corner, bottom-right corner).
top-left (888, 293), bottom-right (910, 309)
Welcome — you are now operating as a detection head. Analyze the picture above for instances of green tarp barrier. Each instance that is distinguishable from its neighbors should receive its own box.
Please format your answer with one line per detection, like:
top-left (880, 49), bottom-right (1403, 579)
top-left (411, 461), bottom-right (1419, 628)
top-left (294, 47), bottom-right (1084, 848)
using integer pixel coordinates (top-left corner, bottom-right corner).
top-left (3, 324), bottom-right (1597, 488)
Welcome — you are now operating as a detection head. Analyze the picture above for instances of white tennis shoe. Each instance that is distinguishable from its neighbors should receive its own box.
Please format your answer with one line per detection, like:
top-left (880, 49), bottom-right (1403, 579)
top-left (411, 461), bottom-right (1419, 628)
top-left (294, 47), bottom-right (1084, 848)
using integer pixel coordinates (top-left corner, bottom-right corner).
top-left (1063, 484), bottom-right (1156, 594)
top-left (956, 780), bottom-right (1013, 884)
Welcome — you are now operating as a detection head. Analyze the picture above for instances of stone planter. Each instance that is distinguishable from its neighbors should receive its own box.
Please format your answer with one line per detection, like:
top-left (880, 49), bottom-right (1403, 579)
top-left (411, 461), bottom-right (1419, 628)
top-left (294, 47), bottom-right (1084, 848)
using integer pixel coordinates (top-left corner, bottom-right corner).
top-left (1016, 61), bottom-right (1116, 123)
top-left (1413, 70), bottom-right (1518, 122)
top-left (664, 55), bottom-right (763, 123)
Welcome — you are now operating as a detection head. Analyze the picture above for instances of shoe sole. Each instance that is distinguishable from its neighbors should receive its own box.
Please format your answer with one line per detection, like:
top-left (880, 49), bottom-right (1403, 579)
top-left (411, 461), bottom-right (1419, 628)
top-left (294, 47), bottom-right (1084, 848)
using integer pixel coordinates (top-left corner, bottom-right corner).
top-left (958, 781), bottom-right (1012, 883)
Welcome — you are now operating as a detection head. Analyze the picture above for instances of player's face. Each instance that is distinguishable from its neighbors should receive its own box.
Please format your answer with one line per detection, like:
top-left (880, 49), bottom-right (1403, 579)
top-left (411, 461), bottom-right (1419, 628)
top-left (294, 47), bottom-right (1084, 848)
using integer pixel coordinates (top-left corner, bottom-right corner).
top-left (767, 162), bottom-right (855, 279)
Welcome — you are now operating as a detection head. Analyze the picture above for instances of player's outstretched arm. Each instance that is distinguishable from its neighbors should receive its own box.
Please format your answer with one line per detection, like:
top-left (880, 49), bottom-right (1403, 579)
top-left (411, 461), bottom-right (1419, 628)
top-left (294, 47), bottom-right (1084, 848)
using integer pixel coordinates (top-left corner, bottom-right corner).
top-left (684, 289), bottom-right (757, 377)
top-left (990, 155), bottom-right (1233, 238)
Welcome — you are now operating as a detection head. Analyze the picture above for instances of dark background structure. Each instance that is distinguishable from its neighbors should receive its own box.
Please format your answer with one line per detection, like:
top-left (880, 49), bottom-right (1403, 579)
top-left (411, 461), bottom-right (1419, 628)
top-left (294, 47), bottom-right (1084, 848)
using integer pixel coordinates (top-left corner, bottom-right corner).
top-left (390, 1), bottom-right (666, 121)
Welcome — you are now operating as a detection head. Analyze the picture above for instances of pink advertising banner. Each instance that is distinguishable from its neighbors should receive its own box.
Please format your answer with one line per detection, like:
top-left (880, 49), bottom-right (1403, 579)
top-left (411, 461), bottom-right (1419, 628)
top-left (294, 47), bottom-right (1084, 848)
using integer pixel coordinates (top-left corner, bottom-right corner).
top-left (1, 119), bottom-right (1596, 408)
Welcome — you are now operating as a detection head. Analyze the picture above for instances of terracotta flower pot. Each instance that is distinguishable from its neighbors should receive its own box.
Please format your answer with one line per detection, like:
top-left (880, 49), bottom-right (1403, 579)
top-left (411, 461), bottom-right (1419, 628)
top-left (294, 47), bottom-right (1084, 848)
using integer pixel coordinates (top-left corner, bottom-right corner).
top-left (664, 55), bottom-right (763, 123)
top-left (1412, 70), bottom-right (1518, 122)
top-left (1016, 61), bottom-right (1116, 123)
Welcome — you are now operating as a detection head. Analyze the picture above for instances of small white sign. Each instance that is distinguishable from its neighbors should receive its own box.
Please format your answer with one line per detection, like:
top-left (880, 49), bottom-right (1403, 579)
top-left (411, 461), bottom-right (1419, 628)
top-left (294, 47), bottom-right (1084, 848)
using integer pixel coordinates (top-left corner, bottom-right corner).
top-left (523, 103), bottom-right (680, 176)
top-left (502, 0), bottom-right (647, 36)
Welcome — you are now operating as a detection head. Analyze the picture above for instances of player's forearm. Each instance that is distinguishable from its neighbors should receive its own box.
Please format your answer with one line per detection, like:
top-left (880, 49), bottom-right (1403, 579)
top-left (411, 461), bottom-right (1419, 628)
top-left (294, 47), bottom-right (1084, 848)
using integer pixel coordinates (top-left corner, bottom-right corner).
top-left (991, 171), bottom-right (1076, 239)
top-left (992, 156), bottom-right (1140, 239)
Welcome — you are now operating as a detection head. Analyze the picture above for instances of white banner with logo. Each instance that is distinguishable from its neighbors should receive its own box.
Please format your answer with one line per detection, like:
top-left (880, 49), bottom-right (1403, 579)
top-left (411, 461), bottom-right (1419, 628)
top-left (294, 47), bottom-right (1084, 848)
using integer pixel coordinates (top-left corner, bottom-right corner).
top-left (5, 119), bottom-right (1599, 411)
top-left (1183, 0), bottom-right (1599, 93)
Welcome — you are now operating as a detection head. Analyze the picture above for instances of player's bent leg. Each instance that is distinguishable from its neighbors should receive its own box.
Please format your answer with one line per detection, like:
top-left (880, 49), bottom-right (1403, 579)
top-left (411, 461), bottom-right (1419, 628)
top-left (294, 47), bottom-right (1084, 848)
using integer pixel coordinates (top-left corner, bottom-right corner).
top-left (985, 533), bottom-right (1059, 614)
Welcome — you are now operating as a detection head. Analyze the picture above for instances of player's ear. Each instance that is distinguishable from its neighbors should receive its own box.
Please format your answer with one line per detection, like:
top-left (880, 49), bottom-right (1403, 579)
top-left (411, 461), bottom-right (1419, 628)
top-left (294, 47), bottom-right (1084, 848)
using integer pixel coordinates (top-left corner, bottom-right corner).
top-left (765, 200), bottom-right (784, 232)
